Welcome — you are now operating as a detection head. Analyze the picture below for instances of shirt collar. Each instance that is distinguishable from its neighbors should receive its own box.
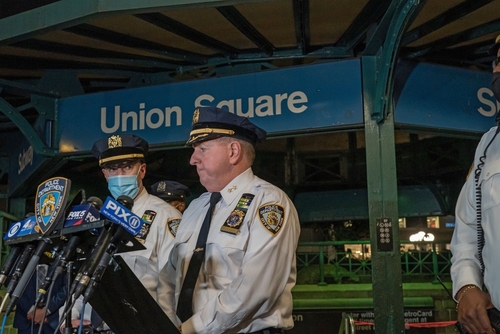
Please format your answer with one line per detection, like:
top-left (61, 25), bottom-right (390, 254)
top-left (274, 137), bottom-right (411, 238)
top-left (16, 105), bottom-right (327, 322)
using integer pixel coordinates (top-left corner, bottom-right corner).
top-left (219, 168), bottom-right (254, 205)
top-left (132, 186), bottom-right (147, 207)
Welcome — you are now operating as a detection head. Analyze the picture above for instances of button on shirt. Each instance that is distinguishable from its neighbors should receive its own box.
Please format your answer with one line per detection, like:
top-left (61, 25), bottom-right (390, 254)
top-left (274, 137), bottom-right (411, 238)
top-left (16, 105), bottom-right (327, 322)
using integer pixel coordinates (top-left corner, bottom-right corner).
top-left (164, 168), bottom-right (301, 334)
top-left (451, 126), bottom-right (500, 307)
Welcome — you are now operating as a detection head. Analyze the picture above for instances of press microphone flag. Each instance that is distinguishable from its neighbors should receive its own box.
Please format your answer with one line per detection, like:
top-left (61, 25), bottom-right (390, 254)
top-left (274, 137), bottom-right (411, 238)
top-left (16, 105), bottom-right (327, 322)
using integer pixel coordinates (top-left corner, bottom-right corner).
top-left (100, 196), bottom-right (144, 236)
top-left (1, 216), bottom-right (39, 287)
top-left (35, 177), bottom-right (72, 235)
top-left (5, 176), bottom-right (72, 316)
top-left (3, 215), bottom-right (38, 245)
top-left (64, 203), bottom-right (101, 227)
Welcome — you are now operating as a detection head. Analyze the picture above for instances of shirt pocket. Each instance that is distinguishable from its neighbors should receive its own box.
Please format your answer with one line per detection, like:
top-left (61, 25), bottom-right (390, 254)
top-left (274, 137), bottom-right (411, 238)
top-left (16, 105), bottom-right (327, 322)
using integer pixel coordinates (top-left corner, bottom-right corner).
top-left (480, 158), bottom-right (500, 212)
top-left (205, 233), bottom-right (247, 279)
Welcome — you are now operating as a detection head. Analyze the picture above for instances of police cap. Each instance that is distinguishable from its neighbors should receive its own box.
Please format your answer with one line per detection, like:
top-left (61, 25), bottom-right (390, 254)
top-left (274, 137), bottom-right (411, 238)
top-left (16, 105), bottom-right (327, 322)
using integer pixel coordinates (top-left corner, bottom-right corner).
top-left (151, 180), bottom-right (191, 202)
top-left (91, 134), bottom-right (149, 167)
top-left (489, 34), bottom-right (500, 55)
top-left (186, 106), bottom-right (266, 146)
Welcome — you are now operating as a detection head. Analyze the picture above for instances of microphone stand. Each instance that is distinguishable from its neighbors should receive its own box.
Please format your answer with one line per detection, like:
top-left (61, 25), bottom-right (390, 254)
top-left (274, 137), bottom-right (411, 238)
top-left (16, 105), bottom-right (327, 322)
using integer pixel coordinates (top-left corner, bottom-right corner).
top-left (63, 260), bottom-right (74, 334)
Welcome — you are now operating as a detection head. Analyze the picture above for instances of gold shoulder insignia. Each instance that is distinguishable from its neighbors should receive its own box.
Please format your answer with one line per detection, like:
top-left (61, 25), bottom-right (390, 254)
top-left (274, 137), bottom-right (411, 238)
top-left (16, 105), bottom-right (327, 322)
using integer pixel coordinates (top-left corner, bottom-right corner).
top-left (258, 204), bottom-right (285, 236)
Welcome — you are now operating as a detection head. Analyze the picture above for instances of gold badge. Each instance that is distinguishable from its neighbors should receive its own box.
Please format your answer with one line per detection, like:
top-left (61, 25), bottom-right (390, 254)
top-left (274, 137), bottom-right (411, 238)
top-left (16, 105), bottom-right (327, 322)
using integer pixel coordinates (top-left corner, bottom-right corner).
top-left (192, 109), bottom-right (200, 125)
top-left (108, 135), bottom-right (123, 149)
top-left (258, 204), bottom-right (285, 236)
top-left (220, 193), bottom-right (255, 235)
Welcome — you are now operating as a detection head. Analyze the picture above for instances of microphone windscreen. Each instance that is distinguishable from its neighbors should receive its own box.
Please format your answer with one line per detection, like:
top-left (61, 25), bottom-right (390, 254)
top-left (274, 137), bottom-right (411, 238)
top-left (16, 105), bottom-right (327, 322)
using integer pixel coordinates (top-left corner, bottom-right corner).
top-left (117, 195), bottom-right (134, 210)
top-left (87, 196), bottom-right (104, 210)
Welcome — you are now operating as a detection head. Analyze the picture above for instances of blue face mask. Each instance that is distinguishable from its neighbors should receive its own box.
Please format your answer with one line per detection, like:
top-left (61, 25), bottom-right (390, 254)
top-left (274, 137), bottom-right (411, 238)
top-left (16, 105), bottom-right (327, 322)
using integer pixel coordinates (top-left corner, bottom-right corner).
top-left (107, 171), bottom-right (140, 199)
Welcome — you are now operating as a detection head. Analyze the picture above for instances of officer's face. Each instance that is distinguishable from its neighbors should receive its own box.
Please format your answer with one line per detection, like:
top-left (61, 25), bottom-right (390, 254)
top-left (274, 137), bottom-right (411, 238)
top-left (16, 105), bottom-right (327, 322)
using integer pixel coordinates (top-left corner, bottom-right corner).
top-left (190, 139), bottom-right (233, 192)
top-left (102, 160), bottom-right (146, 185)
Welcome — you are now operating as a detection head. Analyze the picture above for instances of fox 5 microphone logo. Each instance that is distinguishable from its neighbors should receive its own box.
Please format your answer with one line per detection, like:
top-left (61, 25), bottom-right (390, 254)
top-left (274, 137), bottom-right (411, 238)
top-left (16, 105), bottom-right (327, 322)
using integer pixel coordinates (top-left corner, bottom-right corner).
top-left (100, 197), bottom-right (143, 235)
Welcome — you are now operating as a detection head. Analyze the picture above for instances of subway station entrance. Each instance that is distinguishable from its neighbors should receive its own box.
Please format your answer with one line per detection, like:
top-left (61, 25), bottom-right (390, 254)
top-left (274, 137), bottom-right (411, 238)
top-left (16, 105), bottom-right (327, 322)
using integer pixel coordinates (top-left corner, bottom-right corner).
top-left (1, 1), bottom-right (500, 333)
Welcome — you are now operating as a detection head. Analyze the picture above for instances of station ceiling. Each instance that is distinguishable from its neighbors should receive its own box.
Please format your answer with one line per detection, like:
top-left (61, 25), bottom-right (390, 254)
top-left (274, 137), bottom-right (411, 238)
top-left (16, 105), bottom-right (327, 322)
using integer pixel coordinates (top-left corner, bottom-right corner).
top-left (0, 0), bottom-right (497, 199)
top-left (1, 0), bottom-right (500, 132)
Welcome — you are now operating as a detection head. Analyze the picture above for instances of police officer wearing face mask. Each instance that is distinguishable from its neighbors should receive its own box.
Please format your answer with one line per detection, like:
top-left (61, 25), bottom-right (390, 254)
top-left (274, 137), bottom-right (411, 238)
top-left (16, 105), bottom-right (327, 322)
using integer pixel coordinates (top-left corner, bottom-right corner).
top-left (451, 35), bottom-right (500, 334)
top-left (62, 134), bottom-right (182, 332)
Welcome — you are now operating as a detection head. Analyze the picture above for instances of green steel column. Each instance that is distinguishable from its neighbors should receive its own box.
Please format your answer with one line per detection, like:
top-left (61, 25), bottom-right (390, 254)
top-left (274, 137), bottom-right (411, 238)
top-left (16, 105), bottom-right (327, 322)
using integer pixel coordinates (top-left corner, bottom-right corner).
top-left (363, 86), bottom-right (403, 333)
top-left (361, 0), bottom-right (425, 333)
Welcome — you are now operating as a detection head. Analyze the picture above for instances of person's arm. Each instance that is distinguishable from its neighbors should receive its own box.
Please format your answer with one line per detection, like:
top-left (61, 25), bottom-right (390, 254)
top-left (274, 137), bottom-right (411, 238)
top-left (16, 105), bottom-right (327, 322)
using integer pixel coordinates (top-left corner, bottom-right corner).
top-left (58, 295), bottom-right (92, 331)
top-left (450, 133), bottom-right (496, 333)
top-left (158, 260), bottom-right (182, 327)
top-left (182, 192), bottom-right (300, 334)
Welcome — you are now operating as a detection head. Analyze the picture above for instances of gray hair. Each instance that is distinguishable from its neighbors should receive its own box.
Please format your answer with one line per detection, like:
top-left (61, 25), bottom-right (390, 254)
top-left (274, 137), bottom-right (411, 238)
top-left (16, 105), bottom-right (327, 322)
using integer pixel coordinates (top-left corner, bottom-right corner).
top-left (216, 137), bottom-right (256, 163)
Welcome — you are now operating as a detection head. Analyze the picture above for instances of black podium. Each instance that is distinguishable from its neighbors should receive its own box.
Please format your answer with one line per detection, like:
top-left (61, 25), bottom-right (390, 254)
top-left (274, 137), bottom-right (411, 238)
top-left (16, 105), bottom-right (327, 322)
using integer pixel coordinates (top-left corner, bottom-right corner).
top-left (87, 256), bottom-right (179, 334)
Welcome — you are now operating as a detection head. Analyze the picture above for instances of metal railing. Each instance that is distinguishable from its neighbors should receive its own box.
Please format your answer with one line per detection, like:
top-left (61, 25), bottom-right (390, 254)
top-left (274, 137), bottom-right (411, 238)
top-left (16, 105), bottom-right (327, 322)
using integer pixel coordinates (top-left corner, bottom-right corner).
top-left (338, 313), bottom-right (356, 334)
top-left (296, 240), bottom-right (451, 285)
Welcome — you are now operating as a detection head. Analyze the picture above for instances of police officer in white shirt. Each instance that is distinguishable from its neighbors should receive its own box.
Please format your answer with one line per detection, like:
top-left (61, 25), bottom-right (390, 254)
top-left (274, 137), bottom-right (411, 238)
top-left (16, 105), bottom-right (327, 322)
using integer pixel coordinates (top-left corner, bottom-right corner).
top-left (451, 34), bottom-right (500, 334)
top-left (164, 106), bottom-right (301, 334)
top-left (63, 134), bottom-right (182, 332)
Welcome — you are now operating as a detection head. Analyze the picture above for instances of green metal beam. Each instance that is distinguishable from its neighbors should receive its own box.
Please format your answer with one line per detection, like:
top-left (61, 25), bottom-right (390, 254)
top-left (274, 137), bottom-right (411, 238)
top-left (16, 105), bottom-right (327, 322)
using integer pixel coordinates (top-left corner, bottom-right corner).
top-left (0, 97), bottom-right (56, 156)
top-left (293, 297), bottom-right (434, 310)
top-left (361, 0), bottom-right (426, 333)
top-left (0, 0), bottom-right (264, 46)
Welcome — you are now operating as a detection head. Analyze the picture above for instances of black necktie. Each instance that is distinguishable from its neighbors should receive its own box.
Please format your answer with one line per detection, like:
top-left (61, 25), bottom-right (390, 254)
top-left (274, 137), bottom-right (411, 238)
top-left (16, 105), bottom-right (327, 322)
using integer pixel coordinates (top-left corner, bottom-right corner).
top-left (176, 192), bottom-right (221, 322)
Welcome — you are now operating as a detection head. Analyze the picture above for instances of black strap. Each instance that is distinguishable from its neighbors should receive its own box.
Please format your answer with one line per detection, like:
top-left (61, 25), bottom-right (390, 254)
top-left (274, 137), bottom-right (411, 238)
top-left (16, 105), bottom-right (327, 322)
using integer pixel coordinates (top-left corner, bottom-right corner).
top-left (91, 308), bottom-right (104, 329)
top-left (176, 192), bottom-right (221, 322)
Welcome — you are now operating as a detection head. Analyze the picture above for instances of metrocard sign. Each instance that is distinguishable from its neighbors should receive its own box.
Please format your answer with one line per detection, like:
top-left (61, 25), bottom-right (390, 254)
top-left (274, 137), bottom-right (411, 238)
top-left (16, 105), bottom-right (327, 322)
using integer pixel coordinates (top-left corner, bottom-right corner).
top-left (56, 59), bottom-right (496, 154)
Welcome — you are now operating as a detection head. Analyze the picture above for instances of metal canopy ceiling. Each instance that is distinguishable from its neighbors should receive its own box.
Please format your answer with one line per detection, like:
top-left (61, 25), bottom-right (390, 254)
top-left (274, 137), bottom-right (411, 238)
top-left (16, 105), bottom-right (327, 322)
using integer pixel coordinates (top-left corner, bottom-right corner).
top-left (0, 0), bottom-right (499, 129)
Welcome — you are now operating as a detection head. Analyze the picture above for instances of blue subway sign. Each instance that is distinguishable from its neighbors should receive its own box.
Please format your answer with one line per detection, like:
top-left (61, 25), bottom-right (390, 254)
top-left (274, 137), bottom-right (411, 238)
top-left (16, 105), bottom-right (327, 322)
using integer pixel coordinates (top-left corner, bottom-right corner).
top-left (57, 59), bottom-right (364, 153)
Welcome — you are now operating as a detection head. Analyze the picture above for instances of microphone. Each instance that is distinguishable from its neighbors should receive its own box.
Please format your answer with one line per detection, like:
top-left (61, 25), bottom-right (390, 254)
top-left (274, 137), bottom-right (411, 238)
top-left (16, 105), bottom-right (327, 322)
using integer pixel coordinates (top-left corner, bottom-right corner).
top-left (70, 223), bottom-right (115, 299)
top-left (3, 215), bottom-right (39, 246)
top-left (79, 196), bottom-right (136, 302)
top-left (38, 196), bottom-right (104, 304)
top-left (1, 213), bottom-right (40, 288)
top-left (5, 237), bottom-right (52, 316)
top-left (63, 200), bottom-right (101, 228)
top-left (0, 245), bottom-right (22, 287)
top-left (3, 243), bottom-right (35, 293)
top-left (34, 235), bottom-right (81, 304)
top-left (86, 196), bottom-right (103, 210)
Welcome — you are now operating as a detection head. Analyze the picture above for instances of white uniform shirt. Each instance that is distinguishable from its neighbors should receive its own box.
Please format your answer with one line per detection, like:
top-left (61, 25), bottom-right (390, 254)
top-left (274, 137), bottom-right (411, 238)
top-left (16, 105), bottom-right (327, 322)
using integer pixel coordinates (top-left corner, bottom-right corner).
top-left (451, 126), bottom-right (500, 308)
top-left (67, 187), bottom-right (182, 324)
top-left (165, 168), bottom-right (300, 334)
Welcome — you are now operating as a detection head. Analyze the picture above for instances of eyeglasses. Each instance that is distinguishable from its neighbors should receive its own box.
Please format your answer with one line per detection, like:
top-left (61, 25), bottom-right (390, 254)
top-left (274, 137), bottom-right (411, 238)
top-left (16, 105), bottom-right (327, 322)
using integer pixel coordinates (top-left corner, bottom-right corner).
top-left (104, 161), bottom-right (140, 174)
top-left (493, 56), bottom-right (500, 69)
